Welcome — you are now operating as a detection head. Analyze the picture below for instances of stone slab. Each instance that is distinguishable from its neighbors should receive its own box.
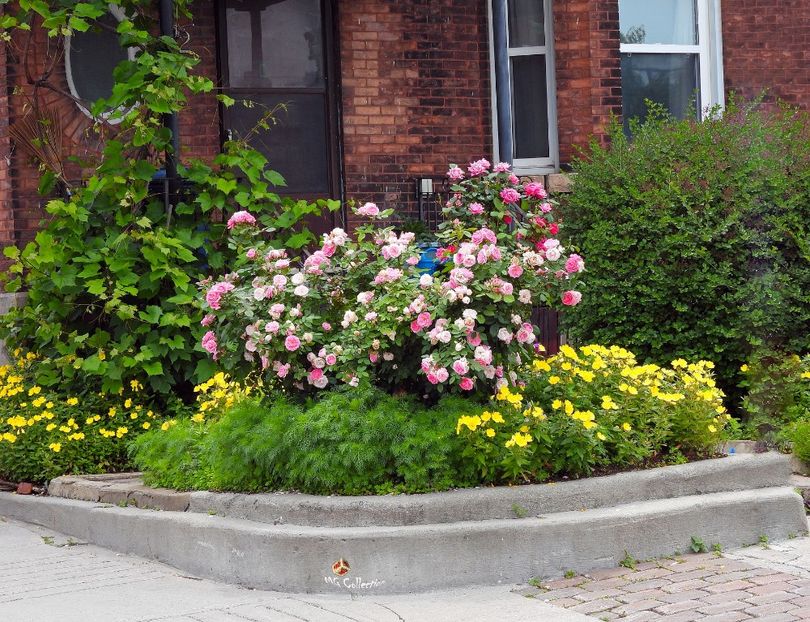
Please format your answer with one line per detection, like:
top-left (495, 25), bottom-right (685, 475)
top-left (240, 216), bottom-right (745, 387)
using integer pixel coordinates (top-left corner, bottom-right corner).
top-left (189, 453), bottom-right (790, 527)
top-left (0, 485), bottom-right (805, 595)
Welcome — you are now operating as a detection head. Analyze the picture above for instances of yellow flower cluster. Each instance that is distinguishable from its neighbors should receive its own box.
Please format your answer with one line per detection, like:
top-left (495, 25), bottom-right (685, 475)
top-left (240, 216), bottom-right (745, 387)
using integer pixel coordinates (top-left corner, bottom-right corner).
top-left (0, 355), bottom-right (162, 454)
top-left (188, 372), bottom-right (255, 424)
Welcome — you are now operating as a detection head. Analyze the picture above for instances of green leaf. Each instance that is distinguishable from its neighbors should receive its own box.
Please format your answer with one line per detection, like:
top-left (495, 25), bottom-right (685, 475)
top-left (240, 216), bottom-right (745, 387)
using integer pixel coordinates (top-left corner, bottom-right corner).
top-left (143, 361), bottom-right (164, 376)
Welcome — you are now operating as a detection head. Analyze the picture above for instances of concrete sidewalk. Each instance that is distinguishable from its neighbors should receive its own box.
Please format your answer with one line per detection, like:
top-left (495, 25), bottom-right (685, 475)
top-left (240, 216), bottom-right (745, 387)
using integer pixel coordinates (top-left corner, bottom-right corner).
top-left (0, 518), bottom-right (593, 622)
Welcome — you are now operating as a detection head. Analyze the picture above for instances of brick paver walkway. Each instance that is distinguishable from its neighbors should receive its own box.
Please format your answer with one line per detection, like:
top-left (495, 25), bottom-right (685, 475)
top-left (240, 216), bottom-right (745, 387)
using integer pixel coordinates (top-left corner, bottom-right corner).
top-left (520, 540), bottom-right (810, 621)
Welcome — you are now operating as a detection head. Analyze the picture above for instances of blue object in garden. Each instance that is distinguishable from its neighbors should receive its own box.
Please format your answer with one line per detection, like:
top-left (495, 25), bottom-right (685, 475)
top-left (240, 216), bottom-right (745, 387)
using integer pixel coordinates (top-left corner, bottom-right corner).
top-left (416, 245), bottom-right (440, 275)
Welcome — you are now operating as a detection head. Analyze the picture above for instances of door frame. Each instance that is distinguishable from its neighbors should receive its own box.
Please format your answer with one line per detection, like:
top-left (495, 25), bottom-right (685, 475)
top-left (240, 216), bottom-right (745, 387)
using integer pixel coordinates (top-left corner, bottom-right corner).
top-left (215, 0), bottom-right (344, 224)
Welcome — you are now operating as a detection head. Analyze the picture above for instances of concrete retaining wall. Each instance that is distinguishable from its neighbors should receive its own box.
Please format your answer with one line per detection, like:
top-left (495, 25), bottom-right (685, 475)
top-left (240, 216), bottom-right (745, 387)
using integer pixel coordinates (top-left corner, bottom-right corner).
top-left (2, 453), bottom-right (806, 594)
top-left (0, 487), bottom-right (804, 594)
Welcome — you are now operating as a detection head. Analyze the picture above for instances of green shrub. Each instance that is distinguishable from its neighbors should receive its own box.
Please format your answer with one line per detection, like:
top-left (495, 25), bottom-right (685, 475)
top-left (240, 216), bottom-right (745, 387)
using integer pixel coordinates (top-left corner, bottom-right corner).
top-left (561, 101), bottom-right (810, 407)
top-left (789, 420), bottom-right (810, 464)
top-left (0, 3), bottom-right (338, 402)
top-left (740, 352), bottom-right (810, 441)
top-left (0, 354), bottom-right (171, 483)
top-left (131, 386), bottom-right (478, 495)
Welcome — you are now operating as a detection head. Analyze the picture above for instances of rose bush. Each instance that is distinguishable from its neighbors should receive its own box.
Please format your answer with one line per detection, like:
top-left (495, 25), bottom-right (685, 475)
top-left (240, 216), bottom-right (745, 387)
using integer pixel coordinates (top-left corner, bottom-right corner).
top-left (199, 159), bottom-right (584, 396)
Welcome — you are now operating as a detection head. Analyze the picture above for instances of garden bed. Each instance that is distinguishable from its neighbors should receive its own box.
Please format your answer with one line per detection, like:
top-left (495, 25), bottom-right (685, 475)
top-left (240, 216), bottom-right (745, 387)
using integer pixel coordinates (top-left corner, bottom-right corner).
top-left (1, 453), bottom-right (805, 594)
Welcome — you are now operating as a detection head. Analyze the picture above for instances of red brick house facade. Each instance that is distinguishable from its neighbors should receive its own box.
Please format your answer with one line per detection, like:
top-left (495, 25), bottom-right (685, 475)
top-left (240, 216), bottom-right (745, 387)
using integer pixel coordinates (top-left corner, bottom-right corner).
top-left (2, 0), bottom-right (810, 245)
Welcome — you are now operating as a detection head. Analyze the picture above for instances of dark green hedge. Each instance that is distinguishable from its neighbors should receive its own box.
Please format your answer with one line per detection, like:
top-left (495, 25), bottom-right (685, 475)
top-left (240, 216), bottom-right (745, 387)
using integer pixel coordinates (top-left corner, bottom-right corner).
top-left (561, 102), bottom-right (810, 407)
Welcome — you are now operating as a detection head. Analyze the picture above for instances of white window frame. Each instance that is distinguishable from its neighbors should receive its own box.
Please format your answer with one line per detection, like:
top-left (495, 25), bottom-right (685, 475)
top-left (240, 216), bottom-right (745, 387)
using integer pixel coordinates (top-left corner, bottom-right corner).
top-left (488, 0), bottom-right (559, 175)
top-left (619, 0), bottom-right (725, 119)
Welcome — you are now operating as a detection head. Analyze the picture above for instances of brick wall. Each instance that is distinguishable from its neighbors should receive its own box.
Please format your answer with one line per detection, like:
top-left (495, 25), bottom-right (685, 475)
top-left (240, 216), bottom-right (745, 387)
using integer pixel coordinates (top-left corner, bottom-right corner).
top-left (722, 0), bottom-right (810, 108)
top-left (553, 0), bottom-right (621, 167)
top-left (338, 0), bottom-right (492, 227)
top-left (0, 10), bottom-right (12, 250)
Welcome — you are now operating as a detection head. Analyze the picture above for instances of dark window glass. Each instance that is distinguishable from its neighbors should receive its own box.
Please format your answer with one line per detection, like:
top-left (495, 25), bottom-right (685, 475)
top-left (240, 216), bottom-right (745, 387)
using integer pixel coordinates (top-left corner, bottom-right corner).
top-left (67, 14), bottom-right (128, 103)
top-left (619, 0), bottom-right (697, 45)
top-left (229, 95), bottom-right (329, 194)
top-left (507, 0), bottom-right (544, 48)
top-left (621, 53), bottom-right (699, 129)
top-left (225, 0), bottom-right (324, 88)
top-left (511, 55), bottom-right (549, 159)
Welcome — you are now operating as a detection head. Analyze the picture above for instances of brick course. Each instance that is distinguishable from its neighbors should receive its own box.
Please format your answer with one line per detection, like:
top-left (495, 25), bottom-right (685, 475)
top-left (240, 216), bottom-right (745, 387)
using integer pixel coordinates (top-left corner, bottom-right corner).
top-left (2, 0), bottom-right (810, 245)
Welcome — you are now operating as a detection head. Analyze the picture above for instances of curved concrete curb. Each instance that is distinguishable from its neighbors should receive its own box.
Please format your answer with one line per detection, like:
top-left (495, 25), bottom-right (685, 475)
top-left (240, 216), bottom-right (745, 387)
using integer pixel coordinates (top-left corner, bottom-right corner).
top-left (3, 453), bottom-right (808, 594)
top-left (0, 486), bottom-right (805, 594)
top-left (187, 453), bottom-right (790, 527)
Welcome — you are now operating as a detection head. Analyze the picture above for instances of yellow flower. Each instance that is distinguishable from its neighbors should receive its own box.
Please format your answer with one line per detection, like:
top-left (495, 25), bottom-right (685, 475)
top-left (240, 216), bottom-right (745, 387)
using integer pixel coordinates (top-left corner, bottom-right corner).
top-left (533, 359), bottom-right (551, 373)
top-left (622, 422), bottom-right (632, 432)
top-left (456, 415), bottom-right (481, 433)
top-left (142, 422), bottom-right (151, 430)
top-left (582, 420), bottom-right (597, 430)
top-left (552, 399), bottom-right (563, 410)
top-left (48, 442), bottom-right (62, 453)
top-left (32, 397), bottom-right (46, 408)
top-left (116, 427), bottom-right (128, 438)
top-left (481, 411), bottom-right (492, 422)
top-left (561, 362), bottom-right (573, 371)
top-left (601, 395), bottom-right (618, 410)
top-left (564, 400), bottom-right (574, 416)
top-left (740, 364), bottom-right (749, 372)
top-left (560, 344), bottom-right (580, 361)
top-left (46, 423), bottom-right (57, 431)
top-left (491, 411), bottom-right (505, 423)
top-left (160, 421), bottom-right (173, 431)
top-left (2, 432), bottom-right (17, 443)
top-left (28, 386), bottom-right (42, 396)
top-left (108, 407), bottom-right (117, 417)
top-left (130, 380), bottom-right (142, 392)
top-left (66, 397), bottom-right (79, 406)
top-left (801, 371), bottom-right (810, 379)
top-left (505, 432), bottom-right (532, 448)
top-left (708, 425), bottom-right (717, 433)
top-left (124, 398), bottom-right (133, 408)
top-left (485, 428), bottom-right (496, 438)
top-left (576, 370), bottom-right (595, 383)
top-left (130, 413), bottom-right (139, 420)
top-left (191, 413), bottom-right (205, 424)
top-left (596, 432), bottom-right (606, 441)
top-left (548, 376), bottom-right (561, 385)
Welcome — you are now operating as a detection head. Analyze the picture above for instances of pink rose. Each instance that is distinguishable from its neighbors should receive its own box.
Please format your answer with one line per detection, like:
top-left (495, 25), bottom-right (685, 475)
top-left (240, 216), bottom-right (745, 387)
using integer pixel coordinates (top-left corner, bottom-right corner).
top-left (447, 166), bottom-right (465, 181)
top-left (246, 248), bottom-right (257, 260)
top-left (500, 187), bottom-right (520, 204)
top-left (562, 290), bottom-right (582, 306)
top-left (276, 363), bottom-right (290, 378)
top-left (459, 377), bottom-right (475, 391)
top-left (308, 368), bottom-right (324, 383)
top-left (507, 264), bottom-right (523, 279)
top-left (565, 253), bottom-right (585, 274)
top-left (426, 372), bottom-right (439, 385)
top-left (468, 202), bottom-right (484, 215)
top-left (540, 202), bottom-right (553, 213)
top-left (508, 174), bottom-right (519, 185)
top-left (493, 162), bottom-right (511, 173)
top-left (201, 314), bottom-right (215, 327)
top-left (369, 351), bottom-right (379, 363)
top-left (325, 353), bottom-right (337, 366)
top-left (284, 335), bottom-right (301, 351)
top-left (205, 281), bottom-right (235, 311)
top-left (435, 367), bottom-right (449, 383)
top-left (524, 182), bottom-right (548, 199)
top-left (356, 202), bottom-right (380, 217)
top-left (322, 322), bottom-right (332, 331)
top-left (226, 210), bottom-right (257, 230)
top-left (417, 312), bottom-right (433, 328)
top-left (467, 158), bottom-right (491, 176)
top-left (410, 320), bottom-right (423, 334)
top-left (406, 255), bottom-right (420, 266)
top-left (201, 331), bottom-right (218, 359)
top-left (452, 359), bottom-right (469, 375)
top-left (501, 282), bottom-right (514, 296)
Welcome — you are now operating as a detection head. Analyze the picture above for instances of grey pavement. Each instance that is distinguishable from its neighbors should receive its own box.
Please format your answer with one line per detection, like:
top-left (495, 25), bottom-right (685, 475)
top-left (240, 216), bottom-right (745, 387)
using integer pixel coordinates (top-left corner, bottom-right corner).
top-left (0, 518), bottom-right (592, 622)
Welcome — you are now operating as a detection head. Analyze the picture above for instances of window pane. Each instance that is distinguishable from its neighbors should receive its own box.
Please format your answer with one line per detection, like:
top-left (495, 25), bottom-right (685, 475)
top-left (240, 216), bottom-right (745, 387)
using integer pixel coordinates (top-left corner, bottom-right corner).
top-left (228, 94), bottom-right (330, 194)
top-left (511, 55), bottom-right (549, 159)
top-left (67, 14), bottom-right (129, 103)
top-left (508, 0), bottom-right (545, 48)
top-left (619, 0), bottom-right (697, 45)
top-left (226, 0), bottom-right (324, 89)
top-left (621, 53), bottom-right (699, 128)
